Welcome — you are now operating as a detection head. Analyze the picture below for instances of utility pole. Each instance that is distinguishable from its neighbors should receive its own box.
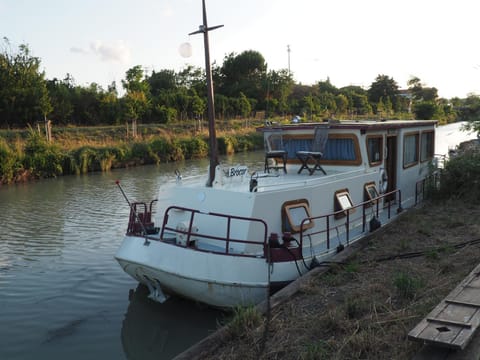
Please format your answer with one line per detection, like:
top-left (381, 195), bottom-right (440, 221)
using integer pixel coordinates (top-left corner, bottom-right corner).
top-left (287, 44), bottom-right (291, 75)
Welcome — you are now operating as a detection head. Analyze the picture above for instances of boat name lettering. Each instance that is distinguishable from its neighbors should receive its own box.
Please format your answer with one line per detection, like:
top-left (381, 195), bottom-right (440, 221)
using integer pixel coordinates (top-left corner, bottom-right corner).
top-left (228, 166), bottom-right (248, 177)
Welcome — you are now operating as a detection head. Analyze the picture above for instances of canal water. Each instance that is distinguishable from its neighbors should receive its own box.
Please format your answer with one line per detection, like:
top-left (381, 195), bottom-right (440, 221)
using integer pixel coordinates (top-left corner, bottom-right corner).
top-left (0, 122), bottom-right (476, 360)
top-left (0, 152), bottom-right (264, 360)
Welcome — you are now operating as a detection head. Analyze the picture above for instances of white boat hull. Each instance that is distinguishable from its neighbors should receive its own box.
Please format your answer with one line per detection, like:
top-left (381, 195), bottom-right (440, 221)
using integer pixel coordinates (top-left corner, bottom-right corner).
top-left (116, 235), bottom-right (276, 308)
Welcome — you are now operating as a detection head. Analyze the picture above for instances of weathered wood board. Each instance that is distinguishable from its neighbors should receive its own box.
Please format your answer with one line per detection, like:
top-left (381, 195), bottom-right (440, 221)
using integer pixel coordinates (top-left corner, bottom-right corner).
top-left (409, 263), bottom-right (480, 350)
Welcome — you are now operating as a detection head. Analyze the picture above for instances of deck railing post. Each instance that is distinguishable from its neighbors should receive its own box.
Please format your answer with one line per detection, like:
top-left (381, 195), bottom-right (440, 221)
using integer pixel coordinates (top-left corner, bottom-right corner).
top-left (226, 217), bottom-right (231, 254)
top-left (326, 216), bottom-right (330, 249)
top-left (362, 204), bottom-right (366, 232)
top-left (346, 211), bottom-right (350, 244)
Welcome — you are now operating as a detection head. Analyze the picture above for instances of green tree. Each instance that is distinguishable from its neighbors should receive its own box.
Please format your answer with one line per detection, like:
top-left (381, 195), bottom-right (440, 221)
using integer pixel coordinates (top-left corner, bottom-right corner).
top-left (147, 69), bottom-right (177, 97)
top-left (407, 76), bottom-right (438, 102)
top-left (368, 74), bottom-right (399, 113)
top-left (317, 78), bottom-right (338, 95)
top-left (335, 94), bottom-right (349, 115)
top-left (219, 50), bottom-right (267, 101)
top-left (413, 101), bottom-right (437, 120)
top-left (46, 75), bottom-right (75, 125)
top-left (0, 38), bottom-right (51, 128)
top-left (266, 69), bottom-right (294, 115)
top-left (237, 92), bottom-right (252, 118)
top-left (122, 65), bottom-right (150, 122)
top-left (461, 95), bottom-right (480, 133)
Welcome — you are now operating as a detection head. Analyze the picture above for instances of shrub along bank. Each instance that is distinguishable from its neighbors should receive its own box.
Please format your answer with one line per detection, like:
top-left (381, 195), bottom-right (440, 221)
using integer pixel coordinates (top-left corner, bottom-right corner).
top-left (0, 127), bottom-right (263, 184)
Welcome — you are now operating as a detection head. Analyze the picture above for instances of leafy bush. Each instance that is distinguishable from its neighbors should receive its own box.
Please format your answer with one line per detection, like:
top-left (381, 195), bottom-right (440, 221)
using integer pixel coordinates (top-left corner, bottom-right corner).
top-left (437, 151), bottom-right (480, 200)
top-left (24, 128), bottom-right (64, 178)
top-left (0, 137), bottom-right (18, 183)
top-left (177, 137), bottom-right (208, 159)
top-left (130, 142), bottom-right (159, 164)
top-left (150, 138), bottom-right (175, 162)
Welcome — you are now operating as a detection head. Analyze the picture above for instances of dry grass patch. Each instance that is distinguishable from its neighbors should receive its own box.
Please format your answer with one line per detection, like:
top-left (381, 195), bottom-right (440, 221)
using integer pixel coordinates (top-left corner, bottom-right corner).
top-left (200, 200), bottom-right (480, 359)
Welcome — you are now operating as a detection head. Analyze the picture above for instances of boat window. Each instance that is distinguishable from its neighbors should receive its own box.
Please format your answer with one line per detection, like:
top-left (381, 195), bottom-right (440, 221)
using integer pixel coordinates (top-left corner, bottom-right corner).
top-left (322, 134), bottom-right (362, 165)
top-left (366, 135), bottom-right (383, 166)
top-left (282, 199), bottom-right (314, 233)
top-left (364, 182), bottom-right (379, 207)
top-left (420, 131), bottom-right (434, 162)
top-left (403, 132), bottom-right (419, 168)
top-left (334, 189), bottom-right (356, 219)
top-left (283, 133), bottom-right (362, 165)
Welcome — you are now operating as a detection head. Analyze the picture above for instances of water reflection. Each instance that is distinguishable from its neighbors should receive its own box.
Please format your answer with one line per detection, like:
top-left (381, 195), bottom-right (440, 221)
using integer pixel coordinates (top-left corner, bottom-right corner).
top-left (121, 285), bottom-right (223, 360)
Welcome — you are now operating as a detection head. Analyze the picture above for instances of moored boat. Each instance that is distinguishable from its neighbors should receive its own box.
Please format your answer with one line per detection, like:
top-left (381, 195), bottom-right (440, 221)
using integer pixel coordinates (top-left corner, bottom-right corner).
top-left (114, 0), bottom-right (440, 309)
top-left (115, 118), bottom-right (439, 308)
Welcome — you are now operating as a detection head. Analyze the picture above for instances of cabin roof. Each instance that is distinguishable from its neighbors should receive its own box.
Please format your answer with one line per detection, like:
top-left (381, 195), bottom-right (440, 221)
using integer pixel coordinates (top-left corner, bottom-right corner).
top-left (257, 119), bottom-right (438, 133)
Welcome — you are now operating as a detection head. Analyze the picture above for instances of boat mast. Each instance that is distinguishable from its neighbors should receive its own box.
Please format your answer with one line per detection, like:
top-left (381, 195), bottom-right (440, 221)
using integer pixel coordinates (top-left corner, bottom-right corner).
top-left (189, 0), bottom-right (223, 187)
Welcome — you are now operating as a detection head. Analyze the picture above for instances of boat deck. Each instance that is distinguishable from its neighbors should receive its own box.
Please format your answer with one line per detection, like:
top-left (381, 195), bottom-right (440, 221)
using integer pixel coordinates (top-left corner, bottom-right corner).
top-left (176, 164), bottom-right (372, 193)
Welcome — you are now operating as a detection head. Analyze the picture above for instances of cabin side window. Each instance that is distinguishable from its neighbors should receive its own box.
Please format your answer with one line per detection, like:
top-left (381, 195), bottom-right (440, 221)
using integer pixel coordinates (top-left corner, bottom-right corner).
top-left (281, 199), bottom-right (314, 233)
top-left (366, 135), bottom-right (383, 166)
top-left (420, 131), bottom-right (434, 162)
top-left (364, 182), bottom-right (379, 207)
top-left (322, 134), bottom-right (362, 166)
top-left (403, 132), bottom-right (419, 168)
top-left (334, 189), bottom-right (356, 219)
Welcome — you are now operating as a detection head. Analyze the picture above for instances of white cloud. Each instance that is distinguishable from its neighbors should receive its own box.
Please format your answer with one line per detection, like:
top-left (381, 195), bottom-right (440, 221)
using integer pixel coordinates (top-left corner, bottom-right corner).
top-left (70, 46), bottom-right (88, 54)
top-left (160, 3), bottom-right (174, 17)
top-left (89, 40), bottom-right (131, 64)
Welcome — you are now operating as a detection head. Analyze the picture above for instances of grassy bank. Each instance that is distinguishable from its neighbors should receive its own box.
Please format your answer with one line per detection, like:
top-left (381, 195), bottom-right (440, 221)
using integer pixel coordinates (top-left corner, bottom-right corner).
top-left (199, 199), bottom-right (480, 360)
top-left (0, 123), bottom-right (264, 185)
top-left (192, 149), bottom-right (480, 360)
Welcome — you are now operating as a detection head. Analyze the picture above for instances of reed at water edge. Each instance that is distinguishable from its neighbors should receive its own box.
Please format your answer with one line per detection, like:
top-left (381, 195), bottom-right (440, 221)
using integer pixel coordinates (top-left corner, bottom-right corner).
top-left (0, 124), bottom-right (263, 185)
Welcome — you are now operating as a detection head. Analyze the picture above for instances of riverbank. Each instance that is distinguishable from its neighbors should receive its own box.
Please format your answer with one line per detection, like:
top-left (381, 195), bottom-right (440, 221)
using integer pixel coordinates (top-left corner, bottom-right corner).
top-left (0, 124), bottom-right (263, 185)
top-left (181, 199), bottom-right (480, 359)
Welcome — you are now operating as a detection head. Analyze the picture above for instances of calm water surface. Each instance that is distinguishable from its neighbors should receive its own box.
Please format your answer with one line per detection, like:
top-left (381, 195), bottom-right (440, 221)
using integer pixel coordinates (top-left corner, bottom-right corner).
top-left (0, 152), bottom-right (264, 360)
top-left (0, 123), bottom-right (475, 359)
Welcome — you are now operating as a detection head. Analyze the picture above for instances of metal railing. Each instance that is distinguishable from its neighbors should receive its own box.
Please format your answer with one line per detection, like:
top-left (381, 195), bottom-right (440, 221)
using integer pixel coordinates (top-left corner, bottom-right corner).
top-left (152, 191), bottom-right (402, 260)
top-left (160, 205), bottom-right (269, 258)
top-left (298, 189), bottom-right (402, 252)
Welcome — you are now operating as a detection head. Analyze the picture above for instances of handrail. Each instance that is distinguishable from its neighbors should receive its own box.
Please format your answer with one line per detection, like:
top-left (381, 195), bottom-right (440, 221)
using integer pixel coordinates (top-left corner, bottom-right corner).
top-left (155, 190), bottom-right (403, 259)
top-left (160, 205), bottom-right (269, 258)
top-left (299, 189), bottom-right (403, 251)
top-left (415, 171), bottom-right (441, 204)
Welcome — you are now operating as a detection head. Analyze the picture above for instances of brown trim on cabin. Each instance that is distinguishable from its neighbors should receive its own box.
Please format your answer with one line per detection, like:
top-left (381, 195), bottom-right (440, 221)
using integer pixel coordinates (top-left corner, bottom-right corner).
top-left (256, 120), bottom-right (438, 133)
top-left (364, 181), bottom-right (379, 207)
top-left (403, 131), bottom-right (420, 169)
top-left (323, 133), bottom-right (362, 166)
top-left (365, 134), bottom-right (384, 167)
top-left (334, 188), bottom-right (356, 219)
top-left (420, 130), bottom-right (435, 163)
top-left (283, 133), bottom-right (362, 166)
top-left (281, 199), bottom-right (314, 234)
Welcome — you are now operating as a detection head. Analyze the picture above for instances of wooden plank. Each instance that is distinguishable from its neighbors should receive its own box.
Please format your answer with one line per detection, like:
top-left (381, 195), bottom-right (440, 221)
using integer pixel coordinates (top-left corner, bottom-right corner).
top-left (426, 318), bottom-right (472, 329)
top-left (445, 299), bottom-right (480, 308)
top-left (409, 263), bottom-right (480, 350)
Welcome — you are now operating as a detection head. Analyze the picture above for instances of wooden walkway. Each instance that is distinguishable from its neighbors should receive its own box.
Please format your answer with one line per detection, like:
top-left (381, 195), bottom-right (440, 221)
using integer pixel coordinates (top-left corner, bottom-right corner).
top-left (409, 262), bottom-right (480, 350)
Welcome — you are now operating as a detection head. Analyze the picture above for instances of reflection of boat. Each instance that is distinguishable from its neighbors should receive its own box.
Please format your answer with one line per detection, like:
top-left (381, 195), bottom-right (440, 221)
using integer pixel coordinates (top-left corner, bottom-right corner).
top-left (114, 1), bottom-right (440, 308)
top-left (121, 285), bottom-right (221, 360)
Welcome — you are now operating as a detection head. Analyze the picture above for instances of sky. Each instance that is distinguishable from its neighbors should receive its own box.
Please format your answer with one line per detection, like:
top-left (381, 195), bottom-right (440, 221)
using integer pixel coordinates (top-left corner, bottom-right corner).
top-left (1, 0), bottom-right (480, 99)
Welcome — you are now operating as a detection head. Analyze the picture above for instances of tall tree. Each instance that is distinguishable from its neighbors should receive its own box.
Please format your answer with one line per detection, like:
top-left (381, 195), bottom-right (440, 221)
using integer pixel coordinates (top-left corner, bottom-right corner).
top-left (147, 69), bottom-right (177, 97)
top-left (122, 65), bottom-right (150, 123)
top-left (219, 50), bottom-right (267, 101)
top-left (0, 38), bottom-right (51, 128)
top-left (368, 74), bottom-right (400, 113)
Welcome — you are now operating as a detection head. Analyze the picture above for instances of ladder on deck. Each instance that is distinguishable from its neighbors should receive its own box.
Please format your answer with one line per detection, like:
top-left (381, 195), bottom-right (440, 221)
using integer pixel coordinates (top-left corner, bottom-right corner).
top-left (409, 262), bottom-right (480, 350)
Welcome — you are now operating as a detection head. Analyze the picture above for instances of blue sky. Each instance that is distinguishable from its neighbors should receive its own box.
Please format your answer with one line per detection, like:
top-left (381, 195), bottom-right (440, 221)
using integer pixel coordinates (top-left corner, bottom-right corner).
top-left (1, 0), bottom-right (480, 98)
